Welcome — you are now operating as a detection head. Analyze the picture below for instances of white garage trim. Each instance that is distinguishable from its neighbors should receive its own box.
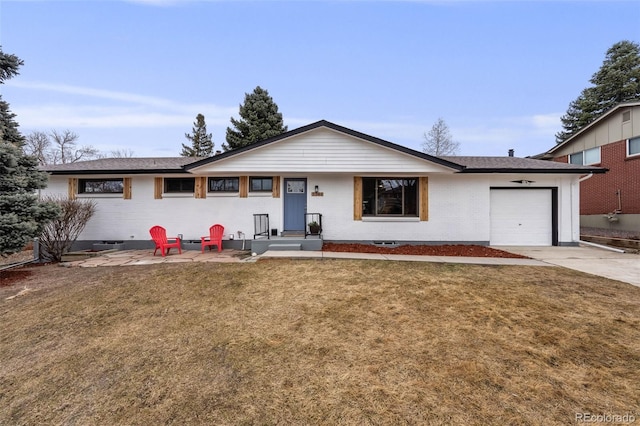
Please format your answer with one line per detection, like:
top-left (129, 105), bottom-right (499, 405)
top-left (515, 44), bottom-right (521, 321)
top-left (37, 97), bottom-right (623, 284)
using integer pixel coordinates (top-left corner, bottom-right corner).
top-left (490, 188), bottom-right (558, 246)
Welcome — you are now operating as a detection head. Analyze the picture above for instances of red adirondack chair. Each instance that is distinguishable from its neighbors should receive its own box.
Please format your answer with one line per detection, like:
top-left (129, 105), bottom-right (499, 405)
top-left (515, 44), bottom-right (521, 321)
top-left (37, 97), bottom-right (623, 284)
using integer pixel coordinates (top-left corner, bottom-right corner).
top-left (149, 225), bottom-right (182, 256)
top-left (201, 224), bottom-right (224, 253)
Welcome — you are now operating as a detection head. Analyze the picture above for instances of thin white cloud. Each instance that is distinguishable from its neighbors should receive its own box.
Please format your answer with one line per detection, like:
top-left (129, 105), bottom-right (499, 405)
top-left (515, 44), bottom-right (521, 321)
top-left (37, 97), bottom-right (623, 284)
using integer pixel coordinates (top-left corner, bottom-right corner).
top-left (8, 81), bottom-right (178, 109)
top-left (7, 80), bottom-right (237, 129)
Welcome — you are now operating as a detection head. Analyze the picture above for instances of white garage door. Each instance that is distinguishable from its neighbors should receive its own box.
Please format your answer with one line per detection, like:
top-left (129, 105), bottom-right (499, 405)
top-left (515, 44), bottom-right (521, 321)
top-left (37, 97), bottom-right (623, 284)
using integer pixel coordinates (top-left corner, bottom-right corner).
top-left (490, 189), bottom-right (552, 246)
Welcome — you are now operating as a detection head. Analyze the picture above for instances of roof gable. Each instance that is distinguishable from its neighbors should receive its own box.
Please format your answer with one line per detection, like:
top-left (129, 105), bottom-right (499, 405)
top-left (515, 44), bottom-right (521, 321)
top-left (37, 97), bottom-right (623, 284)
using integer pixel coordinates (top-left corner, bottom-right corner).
top-left (186, 120), bottom-right (463, 174)
top-left (547, 101), bottom-right (640, 155)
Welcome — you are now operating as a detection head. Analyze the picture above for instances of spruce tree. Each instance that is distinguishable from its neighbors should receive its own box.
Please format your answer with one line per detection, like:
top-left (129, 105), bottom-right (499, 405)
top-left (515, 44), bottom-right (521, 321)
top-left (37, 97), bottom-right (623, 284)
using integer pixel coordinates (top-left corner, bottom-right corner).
top-left (223, 86), bottom-right (287, 151)
top-left (0, 47), bottom-right (59, 257)
top-left (556, 40), bottom-right (640, 144)
top-left (181, 113), bottom-right (214, 157)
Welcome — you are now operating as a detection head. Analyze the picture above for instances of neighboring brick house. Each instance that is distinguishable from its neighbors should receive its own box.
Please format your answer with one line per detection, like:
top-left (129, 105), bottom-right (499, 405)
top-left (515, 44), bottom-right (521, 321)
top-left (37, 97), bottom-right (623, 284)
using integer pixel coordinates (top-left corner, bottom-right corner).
top-left (544, 101), bottom-right (640, 233)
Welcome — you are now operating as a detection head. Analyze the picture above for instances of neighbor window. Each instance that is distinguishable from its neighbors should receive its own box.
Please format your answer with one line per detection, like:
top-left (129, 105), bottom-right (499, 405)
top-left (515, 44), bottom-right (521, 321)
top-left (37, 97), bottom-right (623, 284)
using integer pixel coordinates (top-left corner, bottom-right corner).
top-left (628, 137), bottom-right (640, 157)
top-left (362, 178), bottom-right (418, 216)
top-left (164, 178), bottom-right (195, 193)
top-left (570, 147), bottom-right (600, 165)
top-left (250, 177), bottom-right (273, 192)
top-left (569, 152), bottom-right (583, 165)
top-left (79, 178), bottom-right (123, 194)
top-left (209, 177), bottom-right (239, 192)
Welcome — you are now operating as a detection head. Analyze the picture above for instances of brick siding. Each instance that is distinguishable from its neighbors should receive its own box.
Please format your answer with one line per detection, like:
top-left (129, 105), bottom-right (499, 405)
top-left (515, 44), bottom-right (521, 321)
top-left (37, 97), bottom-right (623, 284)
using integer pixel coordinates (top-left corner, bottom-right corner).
top-left (554, 140), bottom-right (640, 215)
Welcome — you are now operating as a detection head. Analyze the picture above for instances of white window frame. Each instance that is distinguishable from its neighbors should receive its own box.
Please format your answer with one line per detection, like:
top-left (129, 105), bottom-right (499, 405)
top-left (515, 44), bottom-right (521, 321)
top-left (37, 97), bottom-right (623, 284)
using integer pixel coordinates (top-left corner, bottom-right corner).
top-left (627, 137), bottom-right (640, 158)
top-left (569, 147), bottom-right (600, 165)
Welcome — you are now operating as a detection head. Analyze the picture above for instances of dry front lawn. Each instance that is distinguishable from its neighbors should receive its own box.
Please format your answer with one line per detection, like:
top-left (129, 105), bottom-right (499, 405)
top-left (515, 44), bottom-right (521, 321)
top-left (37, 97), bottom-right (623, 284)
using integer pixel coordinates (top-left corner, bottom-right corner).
top-left (1, 260), bottom-right (639, 425)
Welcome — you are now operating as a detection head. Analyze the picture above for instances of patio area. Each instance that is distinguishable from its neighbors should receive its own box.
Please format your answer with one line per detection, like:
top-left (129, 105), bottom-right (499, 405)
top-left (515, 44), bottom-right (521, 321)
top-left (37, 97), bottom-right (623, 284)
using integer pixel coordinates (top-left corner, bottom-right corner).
top-left (60, 249), bottom-right (248, 267)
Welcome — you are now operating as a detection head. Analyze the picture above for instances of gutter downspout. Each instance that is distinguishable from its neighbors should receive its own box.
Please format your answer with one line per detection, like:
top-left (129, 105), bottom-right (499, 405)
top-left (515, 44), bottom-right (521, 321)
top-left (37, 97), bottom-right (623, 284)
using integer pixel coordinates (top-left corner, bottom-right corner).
top-left (579, 172), bottom-right (594, 183)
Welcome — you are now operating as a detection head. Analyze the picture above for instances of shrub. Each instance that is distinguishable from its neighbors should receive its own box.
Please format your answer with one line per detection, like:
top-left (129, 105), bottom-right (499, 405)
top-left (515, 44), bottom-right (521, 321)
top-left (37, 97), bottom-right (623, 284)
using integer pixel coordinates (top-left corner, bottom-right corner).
top-left (39, 196), bottom-right (96, 262)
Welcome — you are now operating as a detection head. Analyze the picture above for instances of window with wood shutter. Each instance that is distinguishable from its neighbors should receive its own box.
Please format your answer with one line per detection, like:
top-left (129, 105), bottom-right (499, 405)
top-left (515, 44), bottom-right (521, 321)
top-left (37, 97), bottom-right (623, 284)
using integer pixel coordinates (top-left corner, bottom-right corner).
top-left (124, 178), bottom-right (132, 199)
top-left (68, 178), bottom-right (77, 200)
top-left (354, 176), bottom-right (428, 220)
top-left (154, 177), bottom-right (163, 199)
top-left (239, 176), bottom-right (248, 198)
top-left (272, 176), bottom-right (280, 198)
top-left (419, 177), bottom-right (428, 221)
top-left (195, 177), bottom-right (206, 199)
top-left (353, 177), bottom-right (362, 220)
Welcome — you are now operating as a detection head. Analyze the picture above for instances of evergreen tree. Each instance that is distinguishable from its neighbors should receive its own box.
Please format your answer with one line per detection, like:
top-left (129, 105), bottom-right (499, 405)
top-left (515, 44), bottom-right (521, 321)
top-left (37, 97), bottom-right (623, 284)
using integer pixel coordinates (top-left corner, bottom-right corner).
top-left (422, 118), bottom-right (460, 156)
top-left (0, 47), bottom-right (59, 257)
top-left (181, 113), bottom-right (214, 157)
top-left (223, 86), bottom-right (287, 151)
top-left (556, 40), bottom-right (640, 144)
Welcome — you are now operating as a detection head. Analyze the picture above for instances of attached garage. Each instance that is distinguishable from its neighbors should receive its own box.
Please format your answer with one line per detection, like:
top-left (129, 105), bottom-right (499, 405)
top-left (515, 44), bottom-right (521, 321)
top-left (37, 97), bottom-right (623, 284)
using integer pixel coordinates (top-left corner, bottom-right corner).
top-left (490, 188), bottom-right (556, 246)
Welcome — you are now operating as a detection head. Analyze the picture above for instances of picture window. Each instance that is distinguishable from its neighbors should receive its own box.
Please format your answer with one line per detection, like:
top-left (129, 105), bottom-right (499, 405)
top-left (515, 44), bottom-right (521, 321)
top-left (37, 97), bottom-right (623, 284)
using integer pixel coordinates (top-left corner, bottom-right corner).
top-left (362, 178), bottom-right (418, 217)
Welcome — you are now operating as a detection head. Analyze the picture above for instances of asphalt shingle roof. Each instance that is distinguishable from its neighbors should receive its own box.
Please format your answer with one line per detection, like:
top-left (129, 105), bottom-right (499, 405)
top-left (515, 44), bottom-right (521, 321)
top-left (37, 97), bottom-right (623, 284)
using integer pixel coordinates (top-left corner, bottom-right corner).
top-left (44, 157), bottom-right (203, 174)
top-left (440, 156), bottom-right (607, 174)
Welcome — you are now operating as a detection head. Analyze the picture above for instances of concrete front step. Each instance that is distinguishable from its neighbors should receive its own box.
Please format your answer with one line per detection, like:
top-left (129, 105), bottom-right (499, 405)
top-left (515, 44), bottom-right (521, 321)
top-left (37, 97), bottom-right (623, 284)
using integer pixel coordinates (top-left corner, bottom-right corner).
top-left (250, 237), bottom-right (323, 254)
top-left (268, 243), bottom-right (302, 251)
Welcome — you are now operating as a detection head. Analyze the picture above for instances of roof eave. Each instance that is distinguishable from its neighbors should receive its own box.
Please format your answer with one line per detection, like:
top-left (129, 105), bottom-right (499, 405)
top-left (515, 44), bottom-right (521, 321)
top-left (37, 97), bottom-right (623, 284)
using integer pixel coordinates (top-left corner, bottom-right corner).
top-left (458, 167), bottom-right (608, 174)
top-left (47, 169), bottom-right (189, 175)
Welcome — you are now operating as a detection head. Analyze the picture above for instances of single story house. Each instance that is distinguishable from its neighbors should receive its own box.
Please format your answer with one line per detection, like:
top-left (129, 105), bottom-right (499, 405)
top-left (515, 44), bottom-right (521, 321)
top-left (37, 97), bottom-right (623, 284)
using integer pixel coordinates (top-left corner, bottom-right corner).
top-left (41, 120), bottom-right (606, 253)
top-left (543, 101), bottom-right (640, 233)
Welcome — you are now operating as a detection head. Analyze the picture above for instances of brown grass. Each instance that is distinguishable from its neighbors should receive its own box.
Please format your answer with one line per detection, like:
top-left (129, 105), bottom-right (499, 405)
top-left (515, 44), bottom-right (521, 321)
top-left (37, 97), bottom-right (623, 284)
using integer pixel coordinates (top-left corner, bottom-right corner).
top-left (1, 260), bottom-right (639, 425)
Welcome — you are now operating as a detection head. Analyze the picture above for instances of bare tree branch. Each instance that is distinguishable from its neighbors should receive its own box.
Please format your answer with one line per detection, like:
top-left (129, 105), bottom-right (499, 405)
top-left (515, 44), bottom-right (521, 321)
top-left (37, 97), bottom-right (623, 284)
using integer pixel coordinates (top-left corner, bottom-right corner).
top-left (422, 118), bottom-right (460, 156)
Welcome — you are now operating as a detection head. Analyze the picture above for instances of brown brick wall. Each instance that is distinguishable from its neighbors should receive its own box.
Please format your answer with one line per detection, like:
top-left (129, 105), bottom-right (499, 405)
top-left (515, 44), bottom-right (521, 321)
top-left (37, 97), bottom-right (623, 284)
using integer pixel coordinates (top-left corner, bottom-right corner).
top-left (555, 141), bottom-right (640, 215)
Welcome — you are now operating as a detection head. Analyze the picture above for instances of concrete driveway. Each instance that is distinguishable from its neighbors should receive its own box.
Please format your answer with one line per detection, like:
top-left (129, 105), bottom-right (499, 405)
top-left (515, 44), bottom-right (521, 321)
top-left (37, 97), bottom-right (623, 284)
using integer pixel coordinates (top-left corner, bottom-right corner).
top-left (497, 245), bottom-right (640, 287)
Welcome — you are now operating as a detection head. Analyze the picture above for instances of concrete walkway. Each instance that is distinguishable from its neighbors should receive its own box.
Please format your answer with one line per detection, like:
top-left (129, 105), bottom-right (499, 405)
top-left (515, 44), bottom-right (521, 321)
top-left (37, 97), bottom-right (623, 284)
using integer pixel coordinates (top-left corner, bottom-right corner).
top-left (61, 244), bottom-right (639, 287)
top-left (495, 245), bottom-right (640, 287)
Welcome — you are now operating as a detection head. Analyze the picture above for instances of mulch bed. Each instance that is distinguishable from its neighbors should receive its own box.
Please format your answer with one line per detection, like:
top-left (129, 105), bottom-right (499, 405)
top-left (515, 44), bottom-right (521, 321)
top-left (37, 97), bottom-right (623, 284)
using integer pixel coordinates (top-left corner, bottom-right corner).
top-left (322, 243), bottom-right (529, 258)
top-left (0, 270), bottom-right (33, 287)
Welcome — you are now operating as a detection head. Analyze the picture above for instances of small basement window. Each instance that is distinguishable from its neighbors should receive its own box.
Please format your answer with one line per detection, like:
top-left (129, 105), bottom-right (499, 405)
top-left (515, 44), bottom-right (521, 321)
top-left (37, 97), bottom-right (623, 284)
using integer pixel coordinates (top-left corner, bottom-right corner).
top-left (79, 178), bottom-right (124, 194)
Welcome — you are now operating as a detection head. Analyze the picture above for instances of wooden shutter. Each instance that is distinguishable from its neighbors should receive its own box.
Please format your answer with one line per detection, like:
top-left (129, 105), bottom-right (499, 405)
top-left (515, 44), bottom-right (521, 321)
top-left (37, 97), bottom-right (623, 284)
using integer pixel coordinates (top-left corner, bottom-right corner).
top-left (419, 177), bottom-right (429, 221)
top-left (123, 178), bottom-right (132, 200)
top-left (353, 176), bottom-right (362, 220)
top-left (195, 177), bottom-right (207, 199)
top-left (239, 176), bottom-right (248, 198)
top-left (154, 177), bottom-right (163, 199)
top-left (272, 176), bottom-right (280, 198)
top-left (68, 178), bottom-right (77, 200)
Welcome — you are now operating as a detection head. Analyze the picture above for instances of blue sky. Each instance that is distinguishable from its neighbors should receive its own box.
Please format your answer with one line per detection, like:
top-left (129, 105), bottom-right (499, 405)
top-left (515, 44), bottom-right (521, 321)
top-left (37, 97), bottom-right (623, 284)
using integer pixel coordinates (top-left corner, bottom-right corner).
top-left (1, 0), bottom-right (639, 158)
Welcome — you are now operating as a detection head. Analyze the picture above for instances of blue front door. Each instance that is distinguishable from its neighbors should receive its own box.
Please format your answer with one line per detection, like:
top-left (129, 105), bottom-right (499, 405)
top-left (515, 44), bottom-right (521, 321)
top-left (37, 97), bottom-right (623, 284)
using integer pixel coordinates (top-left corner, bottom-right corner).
top-left (284, 178), bottom-right (307, 231)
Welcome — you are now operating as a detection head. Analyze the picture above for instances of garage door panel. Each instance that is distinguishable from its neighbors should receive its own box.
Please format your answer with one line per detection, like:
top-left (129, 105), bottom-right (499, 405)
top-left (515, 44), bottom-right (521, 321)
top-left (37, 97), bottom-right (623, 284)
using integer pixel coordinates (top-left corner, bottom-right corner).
top-left (490, 189), bottom-right (552, 246)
